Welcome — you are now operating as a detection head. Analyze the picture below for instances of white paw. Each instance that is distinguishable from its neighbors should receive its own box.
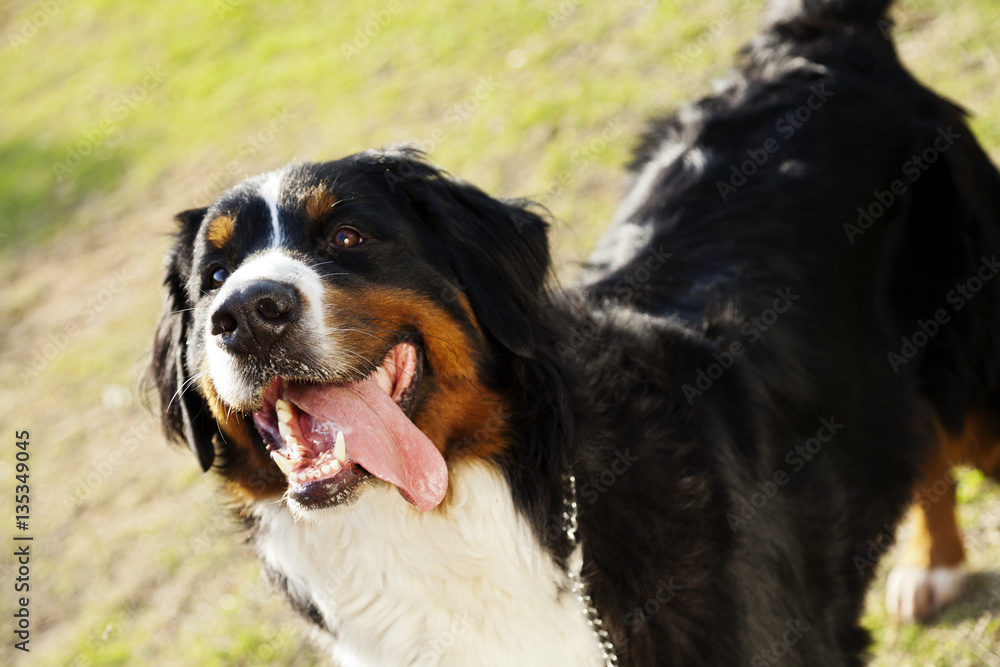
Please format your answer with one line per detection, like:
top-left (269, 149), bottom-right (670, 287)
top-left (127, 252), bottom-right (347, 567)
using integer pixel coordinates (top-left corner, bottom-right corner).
top-left (885, 565), bottom-right (965, 623)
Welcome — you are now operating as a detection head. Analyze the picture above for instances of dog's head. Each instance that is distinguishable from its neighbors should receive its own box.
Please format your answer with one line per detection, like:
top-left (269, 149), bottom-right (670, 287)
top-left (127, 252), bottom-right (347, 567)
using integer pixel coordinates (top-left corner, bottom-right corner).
top-left (149, 148), bottom-right (550, 513)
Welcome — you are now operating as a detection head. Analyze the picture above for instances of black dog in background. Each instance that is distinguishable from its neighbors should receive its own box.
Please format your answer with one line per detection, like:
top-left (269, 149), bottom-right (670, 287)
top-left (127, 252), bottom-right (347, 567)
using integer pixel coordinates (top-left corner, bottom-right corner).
top-left (149, 0), bottom-right (1000, 664)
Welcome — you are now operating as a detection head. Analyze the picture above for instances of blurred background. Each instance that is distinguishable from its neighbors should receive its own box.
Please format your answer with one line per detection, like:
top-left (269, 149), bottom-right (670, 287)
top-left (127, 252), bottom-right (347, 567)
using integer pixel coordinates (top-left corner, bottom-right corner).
top-left (0, 0), bottom-right (998, 664)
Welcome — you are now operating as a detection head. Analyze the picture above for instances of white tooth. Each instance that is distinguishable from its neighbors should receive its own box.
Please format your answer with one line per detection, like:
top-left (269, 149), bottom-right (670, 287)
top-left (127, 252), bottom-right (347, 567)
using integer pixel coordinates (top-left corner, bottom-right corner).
top-left (330, 458), bottom-right (342, 473)
top-left (276, 399), bottom-right (295, 444)
top-left (321, 463), bottom-right (331, 475)
top-left (276, 398), bottom-right (294, 421)
top-left (278, 424), bottom-right (304, 456)
top-left (334, 431), bottom-right (346, 463)
top-left (275, 399), bottom-right (308, 455)
top-left (270, 450), bottom-right (296, 476)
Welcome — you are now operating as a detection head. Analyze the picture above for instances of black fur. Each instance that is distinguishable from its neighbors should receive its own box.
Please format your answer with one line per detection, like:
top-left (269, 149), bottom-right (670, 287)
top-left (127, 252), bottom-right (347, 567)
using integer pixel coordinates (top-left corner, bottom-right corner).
top-left (558, 0), bottom-right (1000, 662)
top-left (149, 206), bottom-right (218, 471)
top-left (379, 148), bottom-right (553, 358)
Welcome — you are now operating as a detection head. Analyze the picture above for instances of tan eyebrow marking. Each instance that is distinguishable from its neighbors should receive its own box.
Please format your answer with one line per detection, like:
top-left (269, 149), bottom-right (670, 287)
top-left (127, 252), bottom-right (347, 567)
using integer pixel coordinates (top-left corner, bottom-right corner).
top-left (206, 215), bottom-right (235, 249)
top-left (304, 187), bottom-right (339, 222)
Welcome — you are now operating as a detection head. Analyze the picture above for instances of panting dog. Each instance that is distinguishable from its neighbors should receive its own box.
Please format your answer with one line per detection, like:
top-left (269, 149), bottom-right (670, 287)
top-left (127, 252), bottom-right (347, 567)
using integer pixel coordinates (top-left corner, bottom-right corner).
top-left (149, 0), bottom-right (1000, 663)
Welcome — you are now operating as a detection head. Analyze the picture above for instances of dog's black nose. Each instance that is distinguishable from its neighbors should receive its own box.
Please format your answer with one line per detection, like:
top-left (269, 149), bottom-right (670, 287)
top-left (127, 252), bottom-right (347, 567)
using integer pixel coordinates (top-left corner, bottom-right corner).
top-left (210, 280), bottom-right (300, 358)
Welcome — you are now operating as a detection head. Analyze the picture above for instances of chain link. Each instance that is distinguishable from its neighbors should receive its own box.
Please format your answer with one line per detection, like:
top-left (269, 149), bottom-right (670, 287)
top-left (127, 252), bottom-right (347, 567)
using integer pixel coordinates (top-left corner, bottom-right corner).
top-left (562, 473), bottom-right (619, 666)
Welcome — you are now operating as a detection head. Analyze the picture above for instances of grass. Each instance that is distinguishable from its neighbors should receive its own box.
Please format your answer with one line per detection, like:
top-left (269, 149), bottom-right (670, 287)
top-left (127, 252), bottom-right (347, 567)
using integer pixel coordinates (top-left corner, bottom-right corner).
top-left (1, 0), bottom-right (998, 664)
top-left (864, 467), bottom-right (1000, 666)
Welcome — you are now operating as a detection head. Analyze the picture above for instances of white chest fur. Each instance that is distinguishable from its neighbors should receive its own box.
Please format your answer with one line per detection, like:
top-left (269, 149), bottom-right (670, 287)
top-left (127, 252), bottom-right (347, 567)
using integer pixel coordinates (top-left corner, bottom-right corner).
top-left (252, 461), bottom-right (602, 666)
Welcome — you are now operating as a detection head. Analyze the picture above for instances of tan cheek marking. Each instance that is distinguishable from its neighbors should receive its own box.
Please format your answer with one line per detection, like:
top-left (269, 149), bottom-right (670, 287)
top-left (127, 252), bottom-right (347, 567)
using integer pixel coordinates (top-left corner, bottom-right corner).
top-left (205, 215), bottom-right (235, 249)
top-left (416, 387), bottom-right (512, 461)
top-left (325, 285), bottom-right (512, 460)
top-left (322, 285), bottom-right (480, 385)
top-left (199, 371), bottom-right (286, 501)
top-left (304, 187), bottom-right (339, 222)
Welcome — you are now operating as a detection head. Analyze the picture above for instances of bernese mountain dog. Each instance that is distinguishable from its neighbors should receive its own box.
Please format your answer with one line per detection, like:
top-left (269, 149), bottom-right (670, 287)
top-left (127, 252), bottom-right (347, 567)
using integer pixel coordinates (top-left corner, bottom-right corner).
top-left (148, 0), bottom-right (1000, 663)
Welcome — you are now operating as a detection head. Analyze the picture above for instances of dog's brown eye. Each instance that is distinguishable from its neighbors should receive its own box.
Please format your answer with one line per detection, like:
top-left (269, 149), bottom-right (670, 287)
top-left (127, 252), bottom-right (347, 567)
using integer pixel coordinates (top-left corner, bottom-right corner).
top-left (332, 228), bottom-right (362, 248)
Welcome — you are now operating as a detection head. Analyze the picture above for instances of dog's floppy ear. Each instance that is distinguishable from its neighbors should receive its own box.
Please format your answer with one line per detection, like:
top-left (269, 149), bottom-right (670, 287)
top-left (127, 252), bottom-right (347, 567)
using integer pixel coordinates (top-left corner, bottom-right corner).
top-left (148, 207), bottom-right (218, 471)
top-left (381, 149), bottom-right (552, 357)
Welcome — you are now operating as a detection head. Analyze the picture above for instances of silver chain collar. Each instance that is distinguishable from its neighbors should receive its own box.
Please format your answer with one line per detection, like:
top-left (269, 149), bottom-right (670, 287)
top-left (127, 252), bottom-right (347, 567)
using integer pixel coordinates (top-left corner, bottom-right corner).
top-left (562, 473), bottom-right (619, 666)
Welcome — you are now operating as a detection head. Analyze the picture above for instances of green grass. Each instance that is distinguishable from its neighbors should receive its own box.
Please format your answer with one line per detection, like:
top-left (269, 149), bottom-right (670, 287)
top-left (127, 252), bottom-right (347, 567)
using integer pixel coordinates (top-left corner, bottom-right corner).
top-left (2, 0), bottom-right (999, 664)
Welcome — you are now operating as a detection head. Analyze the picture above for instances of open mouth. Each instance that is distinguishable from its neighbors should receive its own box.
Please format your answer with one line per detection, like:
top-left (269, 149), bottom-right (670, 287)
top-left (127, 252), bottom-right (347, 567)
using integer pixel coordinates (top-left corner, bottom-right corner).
top-left (251, 342), bottom-right (448, 512)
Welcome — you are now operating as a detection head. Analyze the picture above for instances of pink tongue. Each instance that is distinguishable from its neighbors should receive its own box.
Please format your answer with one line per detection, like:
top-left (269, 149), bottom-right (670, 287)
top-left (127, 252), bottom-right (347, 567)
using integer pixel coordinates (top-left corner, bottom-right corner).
top-left (286, 379), bottom-right (448, 512)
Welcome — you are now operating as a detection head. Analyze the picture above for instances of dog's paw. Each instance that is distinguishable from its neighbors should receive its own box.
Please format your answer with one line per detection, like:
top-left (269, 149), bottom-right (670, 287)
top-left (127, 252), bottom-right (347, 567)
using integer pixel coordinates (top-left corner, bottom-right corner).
top-left (885, 565), bottom-right (965, 623)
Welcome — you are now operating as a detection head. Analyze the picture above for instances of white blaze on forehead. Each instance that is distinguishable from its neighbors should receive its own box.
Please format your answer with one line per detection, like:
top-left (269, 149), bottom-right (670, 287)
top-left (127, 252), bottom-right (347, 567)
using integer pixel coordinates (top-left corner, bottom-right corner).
top-left (205, 249), bottom-right (328, 408)
top-left (259, 170), bottom-right (284, 247)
